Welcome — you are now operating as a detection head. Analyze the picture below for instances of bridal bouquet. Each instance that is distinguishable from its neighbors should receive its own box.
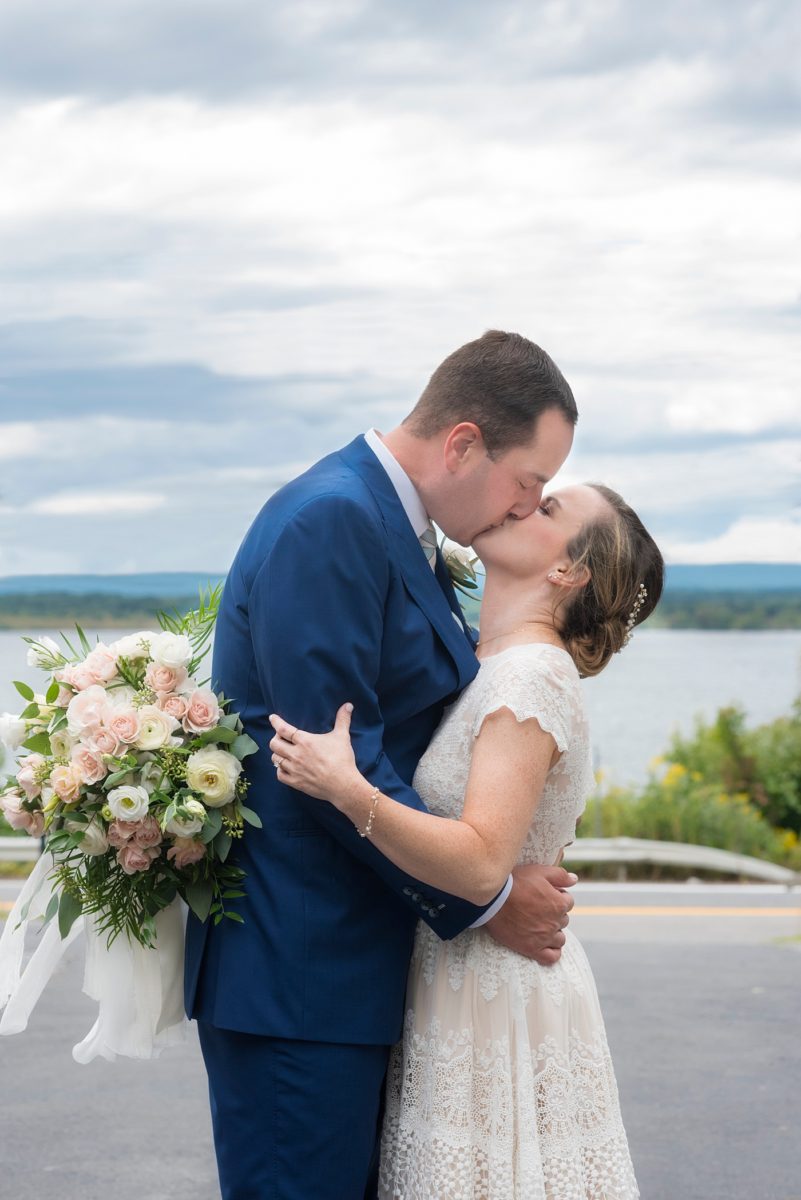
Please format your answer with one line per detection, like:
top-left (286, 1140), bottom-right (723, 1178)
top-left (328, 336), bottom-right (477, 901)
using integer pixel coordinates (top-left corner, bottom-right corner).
top-left (0, 588), bottom-right (260, 1061)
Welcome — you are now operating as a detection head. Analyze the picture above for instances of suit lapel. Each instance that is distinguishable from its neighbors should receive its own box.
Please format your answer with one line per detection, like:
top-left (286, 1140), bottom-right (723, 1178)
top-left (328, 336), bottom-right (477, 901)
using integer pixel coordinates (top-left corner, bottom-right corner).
top-left (338, 437), bottom-right (478, 683)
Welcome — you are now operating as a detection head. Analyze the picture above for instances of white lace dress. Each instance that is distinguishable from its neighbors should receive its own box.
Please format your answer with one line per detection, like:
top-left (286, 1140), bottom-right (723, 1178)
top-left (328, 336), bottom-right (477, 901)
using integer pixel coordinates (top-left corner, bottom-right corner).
top-left (378, 644), bottom-right (639, 1200)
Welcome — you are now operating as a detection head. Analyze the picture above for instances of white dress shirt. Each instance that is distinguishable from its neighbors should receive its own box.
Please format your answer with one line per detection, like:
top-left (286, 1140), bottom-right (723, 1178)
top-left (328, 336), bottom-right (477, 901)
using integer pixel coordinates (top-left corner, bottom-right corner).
top-left (363, 429), bottom-right (512, 925)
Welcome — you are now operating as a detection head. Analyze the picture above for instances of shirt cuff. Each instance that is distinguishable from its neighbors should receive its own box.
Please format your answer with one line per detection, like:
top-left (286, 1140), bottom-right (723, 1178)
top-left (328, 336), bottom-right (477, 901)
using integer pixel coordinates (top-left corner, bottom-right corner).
top-left (468, 874), bottom-right (513, 928)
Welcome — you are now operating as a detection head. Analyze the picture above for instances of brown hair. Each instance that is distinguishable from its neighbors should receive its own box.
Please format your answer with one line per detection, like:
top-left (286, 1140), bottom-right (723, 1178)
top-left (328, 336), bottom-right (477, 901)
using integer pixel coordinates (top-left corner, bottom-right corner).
top-left (404, 330), bottom-right (578, 457)
top-left (558, 484), bottom-right (664, 678)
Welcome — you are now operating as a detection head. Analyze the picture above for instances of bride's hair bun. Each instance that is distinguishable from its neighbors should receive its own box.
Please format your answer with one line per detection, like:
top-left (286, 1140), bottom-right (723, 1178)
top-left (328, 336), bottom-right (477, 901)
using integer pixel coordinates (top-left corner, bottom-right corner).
top-left (558, 485), bottom-right (664, 678)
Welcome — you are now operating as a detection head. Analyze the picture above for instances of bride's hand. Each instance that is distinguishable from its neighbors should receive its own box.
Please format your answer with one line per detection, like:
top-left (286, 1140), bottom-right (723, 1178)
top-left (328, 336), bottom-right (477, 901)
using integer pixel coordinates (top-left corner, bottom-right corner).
top-left (268, 704), bottom-right (361, 807)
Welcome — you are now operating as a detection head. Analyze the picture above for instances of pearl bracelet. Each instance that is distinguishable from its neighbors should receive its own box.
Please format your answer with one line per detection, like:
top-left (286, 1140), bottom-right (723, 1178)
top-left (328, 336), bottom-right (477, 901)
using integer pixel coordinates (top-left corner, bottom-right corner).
top-left (358, 786), bottom-right (380, 838)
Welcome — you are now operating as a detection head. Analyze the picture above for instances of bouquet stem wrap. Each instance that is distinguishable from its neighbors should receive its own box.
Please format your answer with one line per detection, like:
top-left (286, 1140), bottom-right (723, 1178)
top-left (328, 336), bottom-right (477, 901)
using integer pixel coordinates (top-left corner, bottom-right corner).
top-left (0, 852), bottom-right (188, 1062)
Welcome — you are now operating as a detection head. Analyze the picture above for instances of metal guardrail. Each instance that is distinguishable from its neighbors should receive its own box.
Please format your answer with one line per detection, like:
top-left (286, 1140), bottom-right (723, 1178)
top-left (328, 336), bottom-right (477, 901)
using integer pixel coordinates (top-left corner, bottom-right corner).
top-left (1, 833), bottom-right (798, 885)
top-left (0, 835), bottom-right (41, 862)
top-left (563, 837), bottom-right (799, 885)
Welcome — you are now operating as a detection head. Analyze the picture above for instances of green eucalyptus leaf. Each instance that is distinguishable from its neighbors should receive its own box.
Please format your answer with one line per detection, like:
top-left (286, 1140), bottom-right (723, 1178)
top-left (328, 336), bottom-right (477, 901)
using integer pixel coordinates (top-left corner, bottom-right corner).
top-left (57, 889), bottom-right (83, 939)
top-left (237, 804), bottom-right (262, 829)
top-left (184, 879), bottom-right (214, 923)
top-left (13, 680), bottom-right (35, 702)
top-left (45, 681), bottom-right (60, 704)
top-left (200, 808), bottom-right (223, 843)
top-left (196, 725), bottom-right (238, 746)
top-left (213, 831), bottom-right (232, 862)
top-left (230, 734), bottom-right (260, 761)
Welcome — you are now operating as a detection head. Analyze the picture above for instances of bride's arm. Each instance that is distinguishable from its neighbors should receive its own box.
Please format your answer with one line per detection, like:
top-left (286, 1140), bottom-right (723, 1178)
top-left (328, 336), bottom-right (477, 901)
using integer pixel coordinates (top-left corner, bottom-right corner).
top-left (269, 704), bottom-right (557, 905)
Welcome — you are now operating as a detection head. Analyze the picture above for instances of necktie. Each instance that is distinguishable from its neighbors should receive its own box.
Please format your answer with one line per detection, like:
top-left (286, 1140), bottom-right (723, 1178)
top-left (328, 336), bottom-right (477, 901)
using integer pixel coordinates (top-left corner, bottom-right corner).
top-left (419, 522), bottom-right (438, 570)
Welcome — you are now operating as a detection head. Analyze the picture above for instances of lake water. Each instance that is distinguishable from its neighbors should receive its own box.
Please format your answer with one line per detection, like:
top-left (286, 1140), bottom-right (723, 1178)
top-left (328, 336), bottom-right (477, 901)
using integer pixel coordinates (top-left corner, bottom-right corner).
top-left (1, 628), bottom-right (799, 787)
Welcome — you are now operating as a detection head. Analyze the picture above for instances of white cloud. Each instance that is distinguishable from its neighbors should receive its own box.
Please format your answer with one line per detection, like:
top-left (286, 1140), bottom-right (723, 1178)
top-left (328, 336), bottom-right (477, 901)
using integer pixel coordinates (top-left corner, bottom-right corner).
top-left (30, 490), bottom-right (167, 516)
top-left (663, 515), bottom-right (801, 564)
top-left (0, 422), bottom-right (40, 459)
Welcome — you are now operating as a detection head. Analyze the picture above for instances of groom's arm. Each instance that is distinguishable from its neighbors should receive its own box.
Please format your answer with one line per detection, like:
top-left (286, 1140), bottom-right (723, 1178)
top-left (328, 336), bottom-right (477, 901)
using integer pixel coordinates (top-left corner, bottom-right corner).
top-left (249, 491), bottom-right (496, 939)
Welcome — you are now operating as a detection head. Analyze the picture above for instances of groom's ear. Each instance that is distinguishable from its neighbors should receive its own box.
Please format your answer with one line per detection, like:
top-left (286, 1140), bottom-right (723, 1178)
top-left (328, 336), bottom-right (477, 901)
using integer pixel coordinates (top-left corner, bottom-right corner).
top-left (443, 422), bottom-right (484, 472)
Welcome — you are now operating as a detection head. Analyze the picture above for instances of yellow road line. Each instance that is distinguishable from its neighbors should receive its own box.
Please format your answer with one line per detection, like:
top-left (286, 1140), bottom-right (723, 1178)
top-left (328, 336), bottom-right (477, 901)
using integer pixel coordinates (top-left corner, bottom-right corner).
top-left (574, 906), bottom-right (800, 917)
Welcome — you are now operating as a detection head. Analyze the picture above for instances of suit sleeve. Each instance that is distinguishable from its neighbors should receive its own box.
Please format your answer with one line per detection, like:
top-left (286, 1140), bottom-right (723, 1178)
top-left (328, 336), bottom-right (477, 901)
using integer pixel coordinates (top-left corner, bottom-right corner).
top-left (248, 491), bottom-right (494, 938)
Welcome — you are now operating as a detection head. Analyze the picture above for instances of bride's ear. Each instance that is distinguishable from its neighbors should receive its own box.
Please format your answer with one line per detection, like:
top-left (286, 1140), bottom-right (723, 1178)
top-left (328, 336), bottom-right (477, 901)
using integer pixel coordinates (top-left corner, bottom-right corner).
top-left (547, 562), bottom-right (591, 591)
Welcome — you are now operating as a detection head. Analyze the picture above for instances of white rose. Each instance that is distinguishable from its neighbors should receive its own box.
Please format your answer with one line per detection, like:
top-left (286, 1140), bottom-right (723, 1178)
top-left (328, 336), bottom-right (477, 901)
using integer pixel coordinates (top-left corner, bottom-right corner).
top-left (26, 636), bottom-right (62, 668)
top-left (109, 631), bottom-right (155, 660)
top-left (106, 684), bottom-right (138, 708)
top-left (0, 712), bottom-right (27, 751)
top-left (107, 785), bottom-right (151, 822)
top-left (165, 797), bottom-right (207, 837)
top-left (66, 817), bottom-right (109, 856)
top-left (185, 747), bottom-right (243, 808)
top-left (148, 632), bottom-right (193, 671)
top-left (134, 705), bottom-right (180, 751)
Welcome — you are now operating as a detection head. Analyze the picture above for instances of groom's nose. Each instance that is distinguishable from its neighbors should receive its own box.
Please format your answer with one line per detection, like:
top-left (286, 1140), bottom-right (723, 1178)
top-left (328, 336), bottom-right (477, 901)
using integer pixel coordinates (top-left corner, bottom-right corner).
top-left (508, 484), bottom-right (543, 520)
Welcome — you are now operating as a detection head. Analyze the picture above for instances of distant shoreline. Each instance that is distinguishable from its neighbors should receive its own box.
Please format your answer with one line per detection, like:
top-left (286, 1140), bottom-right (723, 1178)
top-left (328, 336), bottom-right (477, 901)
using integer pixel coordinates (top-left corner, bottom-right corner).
top-left (1, 589), bottom-right (800, 631)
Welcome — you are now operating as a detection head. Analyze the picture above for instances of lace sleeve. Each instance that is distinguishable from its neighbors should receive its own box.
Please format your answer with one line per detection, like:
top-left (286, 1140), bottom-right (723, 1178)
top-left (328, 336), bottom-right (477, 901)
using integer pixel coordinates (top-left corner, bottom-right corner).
top-left (470, 647), bottom-right (578, 753)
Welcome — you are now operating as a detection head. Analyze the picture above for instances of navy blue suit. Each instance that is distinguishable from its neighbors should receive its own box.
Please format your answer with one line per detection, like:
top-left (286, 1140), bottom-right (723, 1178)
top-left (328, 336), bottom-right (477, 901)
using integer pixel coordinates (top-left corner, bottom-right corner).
top-left (186, 435), bottom-right (491, 1198)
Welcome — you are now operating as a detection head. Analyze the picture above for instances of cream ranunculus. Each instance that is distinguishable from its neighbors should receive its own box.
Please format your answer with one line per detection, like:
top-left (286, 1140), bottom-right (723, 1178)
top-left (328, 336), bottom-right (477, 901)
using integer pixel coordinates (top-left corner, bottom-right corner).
top-left (134, 704), bottom-right (180, 751)
top-left (49, 728), bottom-right (75, 758)
top-left (165, 797), bottom-right (206, 837)
top-left (106, 784), bottom-right (151, 822)
top-left (185, 747), bottom-right (243, 808)
top-left (148, 631), bottom-right (193, 671)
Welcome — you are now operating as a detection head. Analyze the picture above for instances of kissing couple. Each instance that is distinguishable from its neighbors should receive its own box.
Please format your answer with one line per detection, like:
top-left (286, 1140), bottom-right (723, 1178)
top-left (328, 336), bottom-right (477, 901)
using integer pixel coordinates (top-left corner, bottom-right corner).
top-left (185, 330), bottom-right (664, 1199)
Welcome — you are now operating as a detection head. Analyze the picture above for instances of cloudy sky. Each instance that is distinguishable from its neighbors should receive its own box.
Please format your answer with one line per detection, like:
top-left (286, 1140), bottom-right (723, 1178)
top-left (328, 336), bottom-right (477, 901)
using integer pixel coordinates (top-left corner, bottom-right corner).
top-left (0, 0), bottom-right (799, 575)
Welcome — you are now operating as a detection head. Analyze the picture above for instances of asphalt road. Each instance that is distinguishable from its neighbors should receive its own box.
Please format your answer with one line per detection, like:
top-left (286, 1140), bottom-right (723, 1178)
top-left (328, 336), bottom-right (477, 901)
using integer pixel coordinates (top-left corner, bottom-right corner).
top-left (1, 882), bottom-right (799, 1200)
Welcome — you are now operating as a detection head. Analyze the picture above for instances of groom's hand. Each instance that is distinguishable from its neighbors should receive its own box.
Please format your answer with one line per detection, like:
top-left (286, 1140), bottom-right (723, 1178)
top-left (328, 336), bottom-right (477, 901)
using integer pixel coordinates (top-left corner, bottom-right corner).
top-left (483, 864), bottom-right (577, 965)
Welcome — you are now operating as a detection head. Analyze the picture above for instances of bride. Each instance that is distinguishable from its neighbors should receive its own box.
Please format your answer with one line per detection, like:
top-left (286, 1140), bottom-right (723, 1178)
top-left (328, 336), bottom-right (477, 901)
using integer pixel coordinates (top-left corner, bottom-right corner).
top-left (268, 481), bottom-right (663, 1200)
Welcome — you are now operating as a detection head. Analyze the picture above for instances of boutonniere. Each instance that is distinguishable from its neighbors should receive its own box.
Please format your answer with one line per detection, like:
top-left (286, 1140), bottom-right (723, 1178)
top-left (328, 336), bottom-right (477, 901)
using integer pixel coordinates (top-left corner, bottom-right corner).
top-left (440, 540), bottom-right (481, 597)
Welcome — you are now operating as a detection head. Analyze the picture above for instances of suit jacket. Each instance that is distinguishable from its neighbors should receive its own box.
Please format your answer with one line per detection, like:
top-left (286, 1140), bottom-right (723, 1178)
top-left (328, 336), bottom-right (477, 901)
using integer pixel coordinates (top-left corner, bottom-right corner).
top-left (184, 434), bottom-right (490, 1043)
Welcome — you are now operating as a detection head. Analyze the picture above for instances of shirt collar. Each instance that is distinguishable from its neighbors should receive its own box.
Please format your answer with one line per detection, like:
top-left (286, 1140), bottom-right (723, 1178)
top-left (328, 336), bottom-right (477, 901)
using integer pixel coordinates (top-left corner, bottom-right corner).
top-left (364, 428), bottom-right (430, 539)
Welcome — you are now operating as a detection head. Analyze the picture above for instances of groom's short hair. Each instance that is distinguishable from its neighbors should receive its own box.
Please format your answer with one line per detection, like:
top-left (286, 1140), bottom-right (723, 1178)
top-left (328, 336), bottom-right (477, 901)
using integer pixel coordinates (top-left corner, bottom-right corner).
top-left (404, 330), bottom-right (577, 458)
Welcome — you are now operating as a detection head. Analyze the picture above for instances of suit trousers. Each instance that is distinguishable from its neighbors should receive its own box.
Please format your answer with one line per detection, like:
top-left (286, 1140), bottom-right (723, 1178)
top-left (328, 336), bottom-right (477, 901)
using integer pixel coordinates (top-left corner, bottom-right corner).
top-left (198, 1021), bottom-right (391, 1200)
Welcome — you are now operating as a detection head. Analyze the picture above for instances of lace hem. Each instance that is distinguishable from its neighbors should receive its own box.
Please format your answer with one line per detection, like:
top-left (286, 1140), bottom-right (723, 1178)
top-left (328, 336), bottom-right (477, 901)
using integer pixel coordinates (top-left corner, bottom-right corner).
top-left (379, 1018), bottom-right (639, 1200)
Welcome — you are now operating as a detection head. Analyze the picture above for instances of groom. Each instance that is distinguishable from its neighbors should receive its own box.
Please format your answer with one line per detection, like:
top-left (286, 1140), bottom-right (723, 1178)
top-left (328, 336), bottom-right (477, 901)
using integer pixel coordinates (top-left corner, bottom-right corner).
top-left (185, 330), bottom-right (579, 1200)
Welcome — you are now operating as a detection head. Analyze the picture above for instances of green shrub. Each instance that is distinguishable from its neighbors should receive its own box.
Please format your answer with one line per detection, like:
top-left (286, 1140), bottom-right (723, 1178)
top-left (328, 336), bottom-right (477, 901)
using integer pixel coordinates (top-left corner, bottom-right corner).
top-left (580, 763), bottom-right (801, 870)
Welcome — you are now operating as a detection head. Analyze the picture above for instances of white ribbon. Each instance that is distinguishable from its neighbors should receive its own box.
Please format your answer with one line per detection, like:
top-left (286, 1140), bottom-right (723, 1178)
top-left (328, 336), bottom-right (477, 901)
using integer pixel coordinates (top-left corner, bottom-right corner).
top-left (0, 852), bottom-right (189, 1062)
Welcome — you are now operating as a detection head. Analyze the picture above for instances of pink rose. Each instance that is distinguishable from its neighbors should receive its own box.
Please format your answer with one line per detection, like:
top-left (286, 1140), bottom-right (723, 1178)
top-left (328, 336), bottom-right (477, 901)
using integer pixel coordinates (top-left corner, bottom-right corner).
top-left (106, 707), bottom-right (141, 745)
top-left (107, 819), bottom-right (137, 848)
top-left (1, 790), bottom-right (44, 837)
top-left (159, 692), bottom-right (189, 720)
top-left (67, 684), bottom-right (112, 736)
top-left (116, 843), bottom-right (160, 875)
top-left (16, 753), bottom-right (46, 800)
top-left (145, 661), bottom-right (188, 695)
top-left (70, 662), bottom-right (102, 691)
top-left (87, 727), bottom-right (123, 757)
top-left (83, 644), bottom-right (119, 684)
top-left (182, 688), bottom-right (221, 734)
top-left (70, 745), bottom-right (108, 786)
top-left (50, 761), bottom-right (84, 804)
top-left (167, 837), bottom-right (207, 869)
top-left (132, 814), bottom-right (162, 849)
